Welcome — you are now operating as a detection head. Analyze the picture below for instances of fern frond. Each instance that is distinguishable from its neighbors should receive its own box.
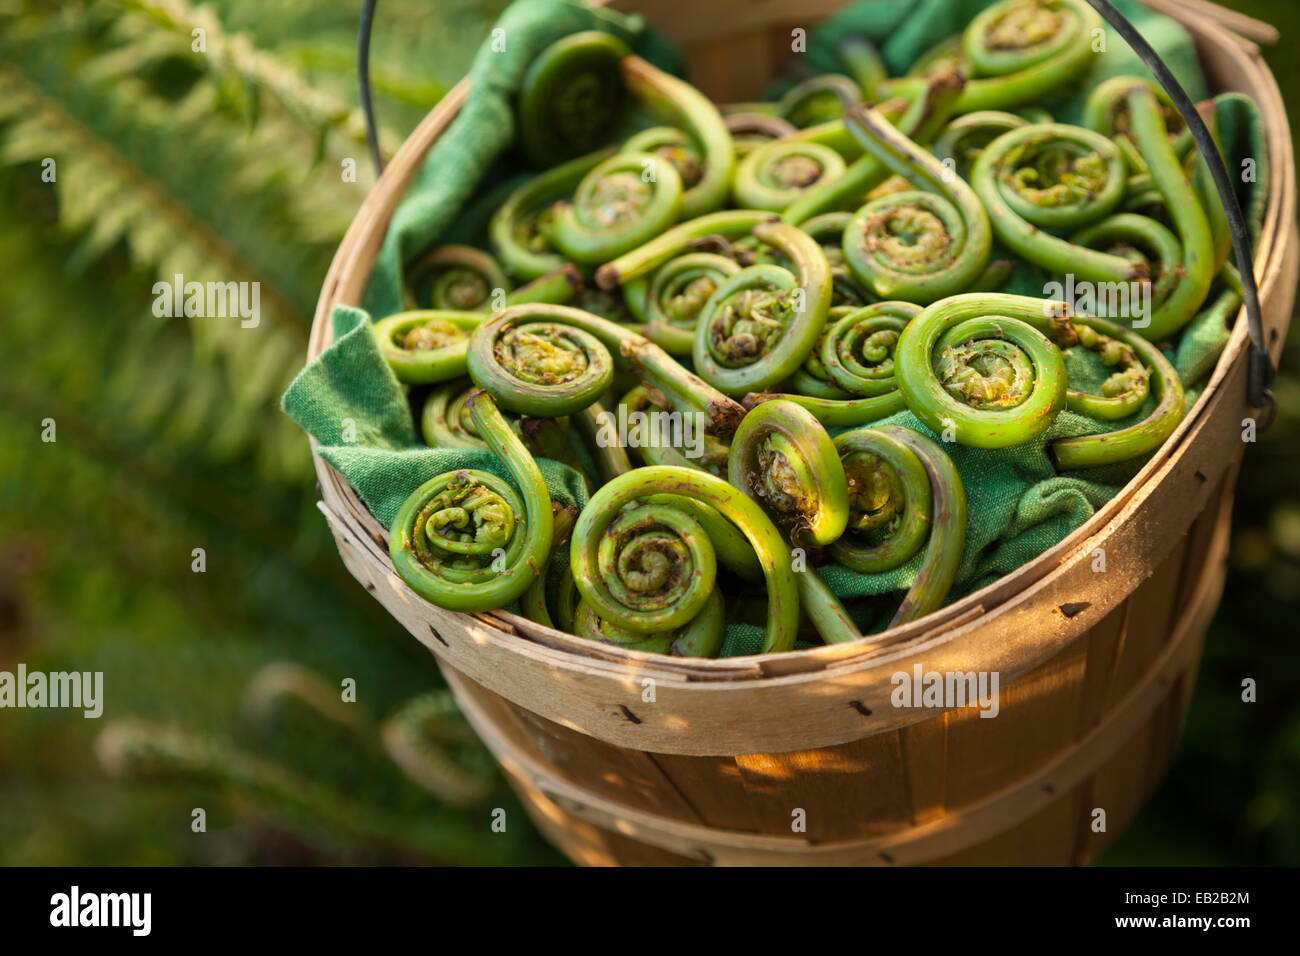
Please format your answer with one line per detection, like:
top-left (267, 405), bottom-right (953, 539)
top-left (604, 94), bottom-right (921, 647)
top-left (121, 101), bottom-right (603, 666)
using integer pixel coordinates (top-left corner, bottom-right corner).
top-left (110, 0), bottom-right (396, 169)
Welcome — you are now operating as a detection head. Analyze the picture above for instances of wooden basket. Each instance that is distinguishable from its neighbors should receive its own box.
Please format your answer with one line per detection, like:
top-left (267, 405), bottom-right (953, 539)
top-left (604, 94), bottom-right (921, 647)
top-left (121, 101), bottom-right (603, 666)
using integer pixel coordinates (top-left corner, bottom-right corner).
top-left (309, 0), bottom-right (1297, 865)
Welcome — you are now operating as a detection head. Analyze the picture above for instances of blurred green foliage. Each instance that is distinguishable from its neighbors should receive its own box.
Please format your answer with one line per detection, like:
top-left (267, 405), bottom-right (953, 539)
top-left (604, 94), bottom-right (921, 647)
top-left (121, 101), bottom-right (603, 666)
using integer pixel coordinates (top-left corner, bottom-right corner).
top-left (0, 0), bottom-right (1295, 866)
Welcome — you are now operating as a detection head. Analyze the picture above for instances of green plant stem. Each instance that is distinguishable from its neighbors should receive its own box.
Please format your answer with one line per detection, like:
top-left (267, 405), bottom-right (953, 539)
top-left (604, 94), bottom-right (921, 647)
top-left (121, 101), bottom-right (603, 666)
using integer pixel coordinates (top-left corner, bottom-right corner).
top-left (783, 72), bottom-right (965, 226)
top-left (489, 148), bottom-right (615, 281)
top-left (571, 465), bottom-right (799, 653)
top-left (802, 425), bottom-right (966, 641)
top-left (389, 391), bottom-right (553, 613)
top-left (841, 103), bottom-right (992, 303)
top-left (548, 150), bottom-right (683, 264)
top-left (692, 221), bottom-right (834, 396)
top-left (970, 123), bottom-right (1134, 283)
top-left (595, 209), bottom-right (773, 290)
top-left (894, 292), bottom-right (1071, 448)
top-left (727, 399), bottom-right (849, 546)
top-left (371, 311), bottom-right (483, 385)
top-left (1126, 84), bottom-right (1214, 341)
top-left (621, 54), bottom-right (735, 218)
top-left (468, 303), bottom-right (746, 438)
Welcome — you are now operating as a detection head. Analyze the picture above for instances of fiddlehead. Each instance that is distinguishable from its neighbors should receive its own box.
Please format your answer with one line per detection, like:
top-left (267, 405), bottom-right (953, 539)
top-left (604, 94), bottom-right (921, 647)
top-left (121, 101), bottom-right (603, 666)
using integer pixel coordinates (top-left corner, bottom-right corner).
top-left (777, 74), bottom-right (862, 128)
top-left (1082, 76), bottom-right (1191, 176)
top-left (894, 292), bottom-right (1071, 448)
top-left (819, 300), bottom-right (920, 397)
top-left (800, 426), bottom-right (966, 642)
top-left (421, 379), bottom-right (499, 450)
top-left (518, 31), bottom-right (632, 168)
top-left (728, 400), bottom-right (849, 547)
top-left (903, 35), bottom-right (968, 89)
top-left (633, 252), bottom-right (741, 355)
top-left (568, 498), bottom-right (725, 655)
top-left (733, 140), bottom-right (847, 213)
top-left (623, 126), bottom-right (704, 190)
top-left (621, 55), bottom-right (735, 218)
top-left (389, 391), bottom-right (553, 613)
top-left (404, 245), bottom-right (510, 312)
top-left (573, 588), bottom-right (726, 658)
top-left (954, 0), bottom-right (1102, 113)
top-left (547, 151), bottom-right (684, 264)
top-left (841, 103), bottom-right (993, 303)
top-left (1069, 212), bottom-right (1183, 317)
top-left (894, 292), bottom-right (1184, 464)
top-left (692, 221), bottom-right (834, 397)
top-left (744, 302), bottom-right (919, 427)
top-left (932, 110), bottom-right (1028, 179)
top-left (725, 112), bottom-right (798, 159)
top-left (372, 311), bottom-right (483, 385)
top-left (490, 148), bottom-right (614, 281)
top-left (783, 71), bottom-right (966, 226)
top-left (970, 123), bottom-right (1135, 284)
top-left (571, 466), bottom-right (799, 653)
top-left (1051, 314), bottom-right (1185, 470)
top-left (468, 304), bottom-right (746, 438)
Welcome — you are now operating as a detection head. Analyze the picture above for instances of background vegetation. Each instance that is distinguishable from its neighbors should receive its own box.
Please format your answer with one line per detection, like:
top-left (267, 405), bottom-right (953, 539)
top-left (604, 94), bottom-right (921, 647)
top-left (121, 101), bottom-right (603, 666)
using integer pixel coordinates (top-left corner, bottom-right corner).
top-left (0, 0), bottom-right (1295, 865)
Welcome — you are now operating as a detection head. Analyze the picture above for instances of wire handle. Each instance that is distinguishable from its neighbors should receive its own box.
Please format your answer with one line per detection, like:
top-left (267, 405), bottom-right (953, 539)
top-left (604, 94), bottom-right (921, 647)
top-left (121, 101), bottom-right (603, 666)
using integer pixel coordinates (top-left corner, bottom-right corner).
top-left (354, 0), bottom-right (1278, 414)
top-left (358, 0), bottom-right (384, 175)
top-left (1084, 0), bottom-right (1274, 415)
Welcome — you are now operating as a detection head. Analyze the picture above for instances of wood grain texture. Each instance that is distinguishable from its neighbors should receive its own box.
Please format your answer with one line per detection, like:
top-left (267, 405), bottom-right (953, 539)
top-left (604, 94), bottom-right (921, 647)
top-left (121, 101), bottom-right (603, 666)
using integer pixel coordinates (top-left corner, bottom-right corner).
top-left (452, 537), bottom-right (1226, 864)
top-left (304, 2), bottom-right (1297, 862)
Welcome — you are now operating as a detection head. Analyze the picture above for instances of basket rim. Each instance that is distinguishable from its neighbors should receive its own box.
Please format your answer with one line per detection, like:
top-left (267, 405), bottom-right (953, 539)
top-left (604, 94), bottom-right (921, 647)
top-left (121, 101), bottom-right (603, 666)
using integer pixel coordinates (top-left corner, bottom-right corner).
top-left (307, 0), bottom-right (1297, 681)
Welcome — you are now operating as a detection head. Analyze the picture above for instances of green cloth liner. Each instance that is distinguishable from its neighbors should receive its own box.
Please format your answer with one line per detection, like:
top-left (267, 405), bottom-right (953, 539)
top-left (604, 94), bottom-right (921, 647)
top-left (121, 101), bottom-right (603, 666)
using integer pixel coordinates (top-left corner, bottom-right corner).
top-left (283, 0), bottom-right (1269, 658)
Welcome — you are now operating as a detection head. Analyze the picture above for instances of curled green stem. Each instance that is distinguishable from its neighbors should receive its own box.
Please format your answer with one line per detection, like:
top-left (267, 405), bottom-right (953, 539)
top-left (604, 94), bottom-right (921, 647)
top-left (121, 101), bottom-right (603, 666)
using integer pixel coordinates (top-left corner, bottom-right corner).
top-left (372, 311), bottom-right (484, 385)
top-left (733, 140), bottom-right (847, 212)
top-left (468, 303), bottom-right (746, 438)
top-left (953, 0), bottom-right (1103, 113)
top-left (971, 122), bottom-right (1135, 283)
top-left (1124, 84), bottom-right (1214, 340)
top-left (726, 112), bottom-right (799, 159)
top-left (842, 103), bottom-right (993, 303)
top-left (571, 465), bottom-right (799, 653)
top-left (518, 31), bottom-right (632, 168)
top-left (633, 252), bottom-right (741, 355)
top-left (777, 73), bottom-right (862, 128)
top-left (389, 391), bottom-right (553, 612)
top-left (894, 292), bottom-right (1072, 448)
top-left (405, 246), bottom-right (510, 311)
top-left (621, 54), bottom-right (735, 218)
top-left (693, 220), bottom-right (834, 396)
top-left (548, 150), bottom-right (683, 264)
top-left (595, 209), bottom-right (773, 290)
top-left (802, 425), bottom-right (966, 641)
top-left (728, 399), bottom-right (849, 546)
top-left (490, 151), bottom-right (615, 280)
top-left (784, 72), bottom-right (966, 225)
